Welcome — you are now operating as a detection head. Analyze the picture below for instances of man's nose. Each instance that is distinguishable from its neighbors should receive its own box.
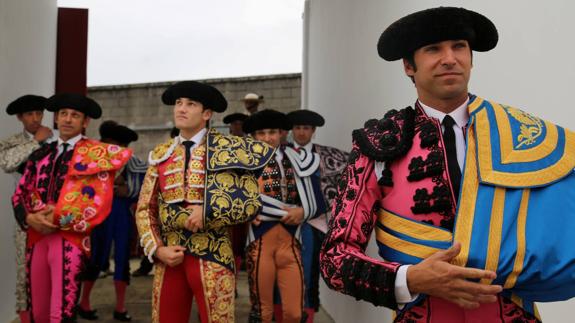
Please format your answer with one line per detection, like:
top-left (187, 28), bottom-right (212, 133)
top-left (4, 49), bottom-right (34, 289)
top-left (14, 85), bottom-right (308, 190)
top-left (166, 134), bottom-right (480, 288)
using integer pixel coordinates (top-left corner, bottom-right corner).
top-left (441, 48), bottom-right (457, 67)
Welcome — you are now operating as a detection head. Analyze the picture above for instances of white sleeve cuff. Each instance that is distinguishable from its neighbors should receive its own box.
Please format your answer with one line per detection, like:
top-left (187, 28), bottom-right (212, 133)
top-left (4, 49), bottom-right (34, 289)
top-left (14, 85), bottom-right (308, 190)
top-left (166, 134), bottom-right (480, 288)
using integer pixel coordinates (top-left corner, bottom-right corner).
top-left (395, 265), bottom-right (419, 305)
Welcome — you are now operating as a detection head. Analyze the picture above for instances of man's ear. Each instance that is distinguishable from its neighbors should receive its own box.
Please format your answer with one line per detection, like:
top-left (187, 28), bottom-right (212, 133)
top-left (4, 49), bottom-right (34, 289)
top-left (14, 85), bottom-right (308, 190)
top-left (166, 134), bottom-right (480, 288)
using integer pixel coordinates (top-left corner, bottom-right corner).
top-left (203, 109), bottom-right (213, 121)
top-left (83, 117), bottom-right (91, 129)
top-left (403, 58), bottom-right (415, 77)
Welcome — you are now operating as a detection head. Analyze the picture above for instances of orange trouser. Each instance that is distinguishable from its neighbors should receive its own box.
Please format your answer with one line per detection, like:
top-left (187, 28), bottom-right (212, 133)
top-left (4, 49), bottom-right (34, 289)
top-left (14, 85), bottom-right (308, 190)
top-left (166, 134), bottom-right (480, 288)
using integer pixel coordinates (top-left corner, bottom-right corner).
top-left (247, 224), bottom-right (304, 323)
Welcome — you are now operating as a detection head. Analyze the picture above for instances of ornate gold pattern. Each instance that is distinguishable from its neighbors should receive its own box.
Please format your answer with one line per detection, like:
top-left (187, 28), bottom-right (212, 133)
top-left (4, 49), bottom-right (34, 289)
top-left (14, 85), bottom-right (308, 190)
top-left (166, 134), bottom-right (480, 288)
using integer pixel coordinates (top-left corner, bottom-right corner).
top-left (162, 187), bottom-right (183, 203)
top-left (504, 105), bottom-right (543, 148)
top-left (205, 171), bottom-right (261, 229)
top-left (207, 128), bottom-right (274, 171)
top-left (136, 165), bottom-right (162, 257)
top-left (186, 145), bottom-right (206, 202)
top-left (140, 130), bottom-right (270, 272)
top-left (164, 173), bottom-right (184, 186)
top-left (150, 139), bottom-right (175, 162)
top-left (159, 201), bottom-right (235, 269)
top-left (151, 263), bottom-right (166, 323)
top-left (200, 259), bottom-right (235, 323)
top-left (159, 198), bottom-right (188, 231)
top-left (474, 101), bottom-right (575, 187)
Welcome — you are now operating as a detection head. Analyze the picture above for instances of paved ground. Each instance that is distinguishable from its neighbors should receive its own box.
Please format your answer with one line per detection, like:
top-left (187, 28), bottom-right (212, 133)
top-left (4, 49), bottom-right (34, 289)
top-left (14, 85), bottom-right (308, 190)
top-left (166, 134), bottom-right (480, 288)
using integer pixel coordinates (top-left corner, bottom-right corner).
top-left (70, 260), bottom-right (335, 322)
top-left (11, 259), bottom-right (334, 322)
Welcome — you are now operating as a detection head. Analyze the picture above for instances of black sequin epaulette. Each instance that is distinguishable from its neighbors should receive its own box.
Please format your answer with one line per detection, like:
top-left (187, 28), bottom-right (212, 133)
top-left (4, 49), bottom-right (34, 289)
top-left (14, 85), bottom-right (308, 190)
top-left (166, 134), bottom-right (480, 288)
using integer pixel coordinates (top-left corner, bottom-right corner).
top-left (351, 107), bottom-right (416, 162)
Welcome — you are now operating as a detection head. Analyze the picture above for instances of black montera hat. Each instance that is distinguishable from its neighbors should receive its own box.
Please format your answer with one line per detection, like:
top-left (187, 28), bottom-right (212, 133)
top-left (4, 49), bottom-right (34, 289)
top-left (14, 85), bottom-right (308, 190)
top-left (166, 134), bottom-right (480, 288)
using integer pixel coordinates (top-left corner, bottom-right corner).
top-left (377, 7), bottom-right (498, 61)
top-left (162, 81), bottom-right (227, 113)
top-left (286, 110), bottom-right (325, 127)
top-left (46, 93), bottom-right (102, 119)
top-left (99, 120), bottom-right (138, 144)
top-left (6, 95), bottom-right (47, 115)
top-left (223, 113), bottom-right (249, 124)
top-left (242, 109), bottom-right (291, 134)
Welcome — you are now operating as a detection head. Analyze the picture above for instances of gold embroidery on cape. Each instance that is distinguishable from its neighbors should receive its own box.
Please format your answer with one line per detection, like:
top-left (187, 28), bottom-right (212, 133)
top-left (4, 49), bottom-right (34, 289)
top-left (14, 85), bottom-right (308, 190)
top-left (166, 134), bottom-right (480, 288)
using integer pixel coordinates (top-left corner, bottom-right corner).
top-left (205, 172), bottom-right (261, 228)
top-left (504, 105), bottom-right (543, 148)
top-left (208, 129), bottom-right (273, 170)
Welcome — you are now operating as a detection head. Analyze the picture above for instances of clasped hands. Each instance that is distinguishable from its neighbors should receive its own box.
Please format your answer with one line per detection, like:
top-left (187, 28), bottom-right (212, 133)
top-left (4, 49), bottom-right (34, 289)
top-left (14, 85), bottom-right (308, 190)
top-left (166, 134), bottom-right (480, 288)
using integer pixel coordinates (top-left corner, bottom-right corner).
top-left (406, 242), bottom-right (503, 309)
top-left (25, 205), bottom-right (57, 234)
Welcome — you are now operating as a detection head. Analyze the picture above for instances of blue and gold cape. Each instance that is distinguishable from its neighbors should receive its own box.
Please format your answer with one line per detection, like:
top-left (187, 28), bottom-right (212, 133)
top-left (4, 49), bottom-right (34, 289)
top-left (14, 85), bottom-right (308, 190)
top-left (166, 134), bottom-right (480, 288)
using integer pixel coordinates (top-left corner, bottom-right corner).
top-left (378, 96), bottom-right (575, 316)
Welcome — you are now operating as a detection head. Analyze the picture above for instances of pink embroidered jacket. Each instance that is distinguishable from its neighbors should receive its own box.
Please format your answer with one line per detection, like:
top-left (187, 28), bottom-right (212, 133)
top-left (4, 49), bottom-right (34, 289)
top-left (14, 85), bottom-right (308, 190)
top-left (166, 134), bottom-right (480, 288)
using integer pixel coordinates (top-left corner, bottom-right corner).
top-left (12, 138), bottom-right (131, 254)
top-left (319, 103), bottom-right (538, 322)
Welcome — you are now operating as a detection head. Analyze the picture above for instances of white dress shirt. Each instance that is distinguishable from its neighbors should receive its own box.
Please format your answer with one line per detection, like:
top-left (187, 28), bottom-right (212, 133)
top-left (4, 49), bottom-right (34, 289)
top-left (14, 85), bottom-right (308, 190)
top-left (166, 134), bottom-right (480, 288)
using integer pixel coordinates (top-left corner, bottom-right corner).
top-left (178, 127), bottom-right (208, 151)
top-left (56, 134), bottom-right (83, 156)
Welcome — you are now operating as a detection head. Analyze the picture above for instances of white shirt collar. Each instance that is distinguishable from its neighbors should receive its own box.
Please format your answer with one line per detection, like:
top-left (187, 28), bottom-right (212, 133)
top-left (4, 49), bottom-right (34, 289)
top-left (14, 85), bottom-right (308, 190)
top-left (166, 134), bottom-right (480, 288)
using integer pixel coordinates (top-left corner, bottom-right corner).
top-left (178, 127), bottom-right (207, 145)
top-left (418, 98), bottom-right (469, 128)
top-left (57, 133), bottom-right (83, 149)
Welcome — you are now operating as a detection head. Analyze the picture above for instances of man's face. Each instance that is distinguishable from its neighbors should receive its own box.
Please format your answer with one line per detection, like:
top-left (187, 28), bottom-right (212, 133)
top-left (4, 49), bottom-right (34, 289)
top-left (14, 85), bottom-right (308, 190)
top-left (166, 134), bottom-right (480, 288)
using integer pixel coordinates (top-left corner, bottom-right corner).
top-left (292, 125), bottom-right (315, 146)
top-left (244, 100), bottom-right (259, 114)
top-left (253, 128), bottom-right (281, 148)
top-left (403, 39), bottom-right (472, 104)
top-left (17, 110), bottom-right (44, 134)
top-left (229, 120), bottom-right (244, 136)
top-left (55, 108), bottom-right (88, 140)
top-left (173, 98), bottom-right (212, 134)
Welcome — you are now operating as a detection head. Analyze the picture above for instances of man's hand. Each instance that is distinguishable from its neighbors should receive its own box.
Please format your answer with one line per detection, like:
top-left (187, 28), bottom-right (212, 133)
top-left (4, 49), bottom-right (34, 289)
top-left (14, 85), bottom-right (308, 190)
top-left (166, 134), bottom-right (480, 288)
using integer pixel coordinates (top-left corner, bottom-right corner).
top-left (155, 245), bottom-right (186, 267)
top-left (252, 215), bottom-right (262, 226)
top-left (25, 206), bottom-right (57, 234)
top-left (280, 206), bottom-right (304, 225)
top-left (406, 242), bottom-right (503, 309)
top-left (33, 126), bottom-right (53, 143)
top-left (184, 205), bottom-right (204, 233)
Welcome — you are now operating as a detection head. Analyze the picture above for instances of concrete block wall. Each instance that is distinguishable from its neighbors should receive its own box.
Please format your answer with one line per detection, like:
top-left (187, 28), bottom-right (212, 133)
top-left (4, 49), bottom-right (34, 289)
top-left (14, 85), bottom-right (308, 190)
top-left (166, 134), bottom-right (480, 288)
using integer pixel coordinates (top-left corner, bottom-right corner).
top-left (87, 73), bottom-right (301, 160)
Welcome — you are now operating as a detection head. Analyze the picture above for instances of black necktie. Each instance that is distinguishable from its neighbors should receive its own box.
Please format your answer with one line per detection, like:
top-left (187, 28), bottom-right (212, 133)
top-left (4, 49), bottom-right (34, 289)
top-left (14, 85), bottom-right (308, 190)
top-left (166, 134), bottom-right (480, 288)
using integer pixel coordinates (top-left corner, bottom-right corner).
top-left (54, 143), bottom-right (69, 171)
top-left (442, 116), bottom-right (461, 199)
top-left (182, 141), bottom-right (195, 175)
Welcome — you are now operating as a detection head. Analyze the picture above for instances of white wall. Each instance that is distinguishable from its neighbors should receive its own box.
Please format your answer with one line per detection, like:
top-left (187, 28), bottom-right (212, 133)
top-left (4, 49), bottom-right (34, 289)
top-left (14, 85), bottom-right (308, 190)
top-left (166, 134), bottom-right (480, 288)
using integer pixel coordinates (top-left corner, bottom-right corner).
top-left (0, 0), bottom-right (57, 320)
top-left (304, 0), bottom-right (575, 322)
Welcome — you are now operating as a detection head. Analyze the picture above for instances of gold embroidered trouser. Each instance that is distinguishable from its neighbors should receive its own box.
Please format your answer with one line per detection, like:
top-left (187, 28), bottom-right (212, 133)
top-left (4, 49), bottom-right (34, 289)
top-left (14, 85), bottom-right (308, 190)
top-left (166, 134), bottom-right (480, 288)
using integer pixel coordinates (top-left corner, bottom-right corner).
top-left (152, 255), bottom-right (235, 323)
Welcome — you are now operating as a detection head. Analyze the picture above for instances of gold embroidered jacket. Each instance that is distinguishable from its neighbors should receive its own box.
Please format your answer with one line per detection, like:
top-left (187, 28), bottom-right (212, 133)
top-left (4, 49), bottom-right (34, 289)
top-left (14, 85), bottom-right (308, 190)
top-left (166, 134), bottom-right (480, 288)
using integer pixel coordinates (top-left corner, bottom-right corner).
top-left (136, 128), bottom-right (275, 270)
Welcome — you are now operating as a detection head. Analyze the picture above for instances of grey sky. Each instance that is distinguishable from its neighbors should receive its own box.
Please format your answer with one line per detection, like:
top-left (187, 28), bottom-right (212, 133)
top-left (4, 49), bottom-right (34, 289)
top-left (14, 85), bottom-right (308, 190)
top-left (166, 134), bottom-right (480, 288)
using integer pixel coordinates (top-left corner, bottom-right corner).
top-left (58, 0), bottom-right (305, 86)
